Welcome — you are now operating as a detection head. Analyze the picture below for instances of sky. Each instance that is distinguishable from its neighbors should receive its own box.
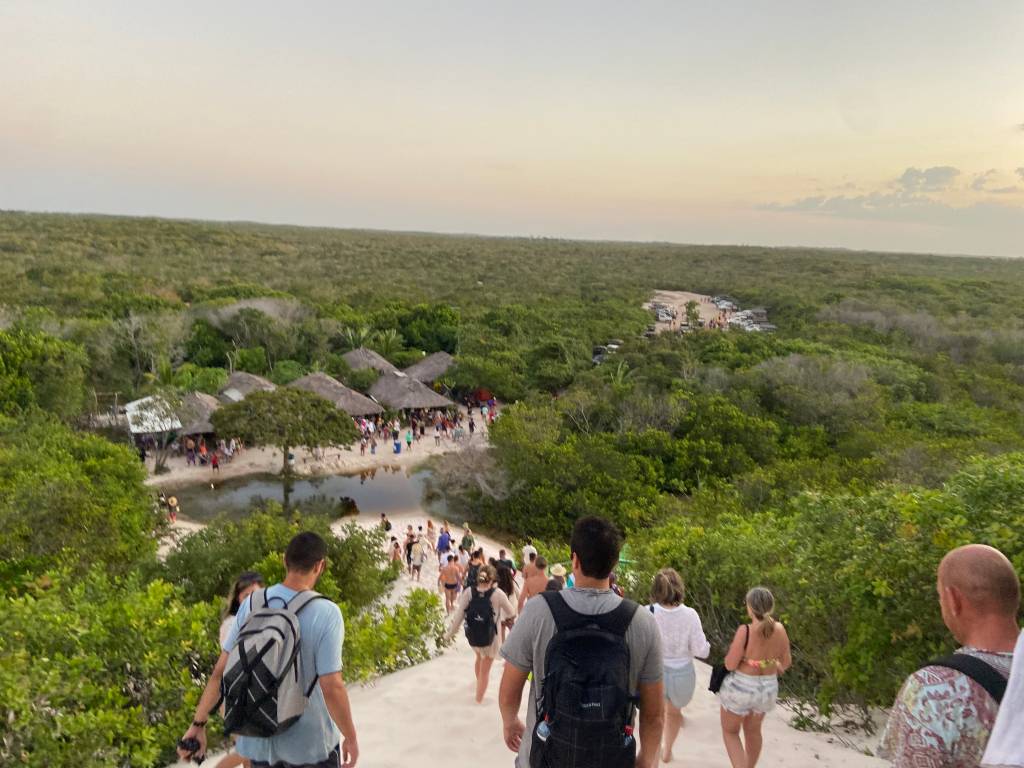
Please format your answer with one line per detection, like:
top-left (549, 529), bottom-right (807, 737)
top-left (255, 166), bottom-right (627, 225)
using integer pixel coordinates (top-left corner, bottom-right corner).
top-left (1, 1), bottom-right (1023, 257)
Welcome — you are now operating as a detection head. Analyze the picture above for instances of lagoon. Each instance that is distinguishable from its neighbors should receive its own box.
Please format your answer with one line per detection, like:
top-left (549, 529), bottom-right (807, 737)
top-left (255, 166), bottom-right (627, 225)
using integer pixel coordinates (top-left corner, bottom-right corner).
top-left (169, 466), bottom-right (438, 523)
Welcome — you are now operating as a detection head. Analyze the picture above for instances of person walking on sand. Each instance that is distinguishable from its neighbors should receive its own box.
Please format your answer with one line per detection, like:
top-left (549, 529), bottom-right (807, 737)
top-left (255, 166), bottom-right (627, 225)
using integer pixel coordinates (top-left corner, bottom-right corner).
top-left (465, 548), bottom-right (486, 589)
top-left (405, 429), bottom-right (413, 452)
top-left (403, 525), bottom-right (416, 576)
top-left (496, 562), bottom-right (518, 642)
top-left (177, 532), bottom-right (359, 768)
top-left (214, 571), bottom-right (265, 768)
top-left (437, 525), bottom-right (452, 566)
top-left (389, 537), bottom-right (402, 566)
top-left (880, 544), bottom-right (1019, 768)
top-left (411, 535), bottom-right (426, 582)
top-left (460, 524), bottom-right (475, 554)
top-left (499, 516), bottom-right (664, 768)
top-left (649, 568), bottom-right (710, 764)
top-left (718, 587), bottom-right (791, 768)
top-left (439, 554), bottom-right (462, 614)
top-left (521, 545), bottom-right (538, 580)
top-left (445, 564), bottom-right (515, 703)
top-left (518, 555), bottom-right (548, 612)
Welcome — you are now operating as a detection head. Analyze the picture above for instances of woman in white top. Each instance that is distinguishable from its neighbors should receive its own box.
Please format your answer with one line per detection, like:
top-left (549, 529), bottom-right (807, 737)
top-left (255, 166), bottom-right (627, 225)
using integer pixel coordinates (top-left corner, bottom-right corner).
top-left (216, 571), bottom-right (264, 768)
top-left (650, 568), bottom-right (711, 763)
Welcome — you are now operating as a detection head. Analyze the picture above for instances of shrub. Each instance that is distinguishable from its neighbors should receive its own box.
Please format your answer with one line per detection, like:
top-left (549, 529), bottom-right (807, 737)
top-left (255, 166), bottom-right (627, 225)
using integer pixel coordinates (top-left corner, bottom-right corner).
top-left (630, 453), bottom-right (1024, 714)
top-left (0, 570), bottom-right (220, 768)
top-left (0, 414), bottom-right (159, 584)
top-left (159, 510), bottom-right (395, 612)
top-left (344, 589), bottom-right (449, 681)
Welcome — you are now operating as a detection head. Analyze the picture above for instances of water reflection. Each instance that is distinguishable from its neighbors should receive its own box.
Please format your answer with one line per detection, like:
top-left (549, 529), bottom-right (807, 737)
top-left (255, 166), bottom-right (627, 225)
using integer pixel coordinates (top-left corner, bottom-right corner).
top-left (169, 466), bottom-right (437, 523)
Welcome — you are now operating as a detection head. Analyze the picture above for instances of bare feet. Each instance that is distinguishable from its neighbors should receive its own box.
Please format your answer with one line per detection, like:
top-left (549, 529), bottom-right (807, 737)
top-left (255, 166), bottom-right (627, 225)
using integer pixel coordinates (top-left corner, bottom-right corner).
top-left (661, 748), bottom-right (673, 763)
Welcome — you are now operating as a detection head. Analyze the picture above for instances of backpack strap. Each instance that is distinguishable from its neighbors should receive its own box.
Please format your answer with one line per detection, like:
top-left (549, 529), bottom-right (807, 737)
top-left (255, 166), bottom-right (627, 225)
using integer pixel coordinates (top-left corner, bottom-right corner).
top-left (593, 599), bottom-right (639, 637)
top-left (541, 590), bottom-right (582, 631)
top-left (286, 589), bottom-right (325, 616)
top-left (540, 591), bottom-right (639, 636)
top-left (925, 654), bottom-right (1007, 704)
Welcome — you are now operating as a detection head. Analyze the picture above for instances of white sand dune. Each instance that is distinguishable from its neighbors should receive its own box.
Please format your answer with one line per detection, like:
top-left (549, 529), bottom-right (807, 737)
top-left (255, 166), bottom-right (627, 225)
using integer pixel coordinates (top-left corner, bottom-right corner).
top-left (168, 512), bottom-right (886, 768)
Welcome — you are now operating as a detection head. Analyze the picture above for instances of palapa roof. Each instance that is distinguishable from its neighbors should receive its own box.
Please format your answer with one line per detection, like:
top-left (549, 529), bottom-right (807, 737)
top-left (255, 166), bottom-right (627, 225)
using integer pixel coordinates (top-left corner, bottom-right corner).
top-left (342, 347), bottom-right (399, 375)
top-left (180, 391), bottom-right (222, 435)
top-left (289, 372), bottom-right (383, 416)
top-left (219, 371), bottom-right (276, 403)
top-left (369, 371), bottom-right (455, 411)
top-left (403, 351), bottom-right (456, 383)
top-left (125, 395), bottom-right (182, 435)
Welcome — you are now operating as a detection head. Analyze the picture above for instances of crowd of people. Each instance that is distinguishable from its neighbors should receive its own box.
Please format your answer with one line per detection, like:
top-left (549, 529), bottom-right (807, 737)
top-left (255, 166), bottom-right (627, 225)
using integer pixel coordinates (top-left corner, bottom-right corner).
top-left (354, 405), bottom-right (492, 457)
top-left (178, 520), bottom-right (1022, 768)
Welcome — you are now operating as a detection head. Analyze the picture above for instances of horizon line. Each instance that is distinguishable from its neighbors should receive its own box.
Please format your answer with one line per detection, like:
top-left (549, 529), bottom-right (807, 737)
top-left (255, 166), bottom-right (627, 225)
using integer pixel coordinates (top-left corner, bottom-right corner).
top-left (0, 206), bottom-right (1014, 263)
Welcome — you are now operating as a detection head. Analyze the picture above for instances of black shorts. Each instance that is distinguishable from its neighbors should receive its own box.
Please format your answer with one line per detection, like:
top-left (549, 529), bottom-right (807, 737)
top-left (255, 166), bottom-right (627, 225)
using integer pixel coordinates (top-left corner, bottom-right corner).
top-left (251, 744), bottom-right (340, 768)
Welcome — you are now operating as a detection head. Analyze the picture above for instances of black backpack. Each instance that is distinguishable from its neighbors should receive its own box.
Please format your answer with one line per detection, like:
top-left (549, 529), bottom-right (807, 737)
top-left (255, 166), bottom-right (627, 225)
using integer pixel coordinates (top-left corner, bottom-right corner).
top-left (464, 563), bottom-right (480, 589)
top-left (464, 586), bottom-right (497, 647)
top-left (531, 591), bottom-right (639, 768)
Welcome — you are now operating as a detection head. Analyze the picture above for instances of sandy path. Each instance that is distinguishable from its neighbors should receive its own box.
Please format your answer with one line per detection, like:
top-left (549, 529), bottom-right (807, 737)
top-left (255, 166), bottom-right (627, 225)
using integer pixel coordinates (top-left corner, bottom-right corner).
top-left (165, 503), bottom-right (884, 768)
top-left (172, 656), bottom-right (884, 768)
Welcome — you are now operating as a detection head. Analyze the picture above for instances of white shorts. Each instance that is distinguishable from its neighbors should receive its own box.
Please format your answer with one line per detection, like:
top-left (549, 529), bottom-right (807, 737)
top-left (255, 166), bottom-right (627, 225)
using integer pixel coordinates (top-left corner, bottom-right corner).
top-left (719, 671), bottom-right (778, 716)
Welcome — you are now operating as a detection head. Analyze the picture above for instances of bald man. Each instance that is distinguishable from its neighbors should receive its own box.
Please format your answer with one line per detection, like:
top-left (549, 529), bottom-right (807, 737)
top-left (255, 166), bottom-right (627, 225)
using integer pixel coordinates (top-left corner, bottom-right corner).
top-left (879, 544), bottom-right (1021, 768)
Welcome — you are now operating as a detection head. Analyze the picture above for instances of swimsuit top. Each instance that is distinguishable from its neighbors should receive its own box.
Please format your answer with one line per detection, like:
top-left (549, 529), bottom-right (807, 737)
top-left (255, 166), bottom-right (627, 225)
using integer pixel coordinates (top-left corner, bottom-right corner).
top-left (741, 657), bottom-right (780, 670)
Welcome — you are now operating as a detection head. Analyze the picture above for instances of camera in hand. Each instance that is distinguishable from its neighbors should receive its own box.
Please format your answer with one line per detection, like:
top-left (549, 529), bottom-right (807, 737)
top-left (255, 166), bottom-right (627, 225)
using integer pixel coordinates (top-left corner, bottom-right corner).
top-left (177, 737), bottom-right (206, 764)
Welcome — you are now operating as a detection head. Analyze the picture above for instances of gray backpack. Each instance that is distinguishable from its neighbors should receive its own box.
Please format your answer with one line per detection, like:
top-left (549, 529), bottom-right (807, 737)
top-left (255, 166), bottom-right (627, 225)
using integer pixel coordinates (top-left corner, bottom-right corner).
top-left (221, 588), bottom-right (326, 737)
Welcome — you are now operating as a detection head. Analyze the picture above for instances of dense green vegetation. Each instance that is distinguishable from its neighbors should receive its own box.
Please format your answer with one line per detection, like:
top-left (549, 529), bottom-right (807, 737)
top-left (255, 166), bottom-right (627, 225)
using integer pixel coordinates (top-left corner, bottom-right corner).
top-left (1, 210), bottom-right (1024, 756)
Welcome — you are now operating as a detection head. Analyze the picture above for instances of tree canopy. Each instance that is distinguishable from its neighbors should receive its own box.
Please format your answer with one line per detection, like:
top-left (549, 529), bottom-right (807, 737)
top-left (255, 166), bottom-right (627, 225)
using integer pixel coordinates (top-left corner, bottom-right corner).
top-left (211, 387), bottom-right (359, 473)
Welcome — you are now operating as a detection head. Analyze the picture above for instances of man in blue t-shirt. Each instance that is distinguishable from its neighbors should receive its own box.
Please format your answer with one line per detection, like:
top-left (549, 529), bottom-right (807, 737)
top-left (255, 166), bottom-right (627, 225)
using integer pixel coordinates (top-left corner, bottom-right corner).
top-left (177, 532), bottom-right (359, 767)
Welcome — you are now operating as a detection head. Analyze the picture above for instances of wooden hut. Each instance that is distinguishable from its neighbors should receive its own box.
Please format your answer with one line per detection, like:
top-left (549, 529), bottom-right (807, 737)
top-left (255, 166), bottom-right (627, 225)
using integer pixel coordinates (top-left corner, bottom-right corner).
top-left (342, 347), bottom-right (399, 375)
top-left (403, 351), bottom-right (455, 384)
top-left (288, 372), bottom-right (383, 416)
top-left (219, 371), bottom-right (277, 403)
top-left (369, 371), bottom-right (455, 411)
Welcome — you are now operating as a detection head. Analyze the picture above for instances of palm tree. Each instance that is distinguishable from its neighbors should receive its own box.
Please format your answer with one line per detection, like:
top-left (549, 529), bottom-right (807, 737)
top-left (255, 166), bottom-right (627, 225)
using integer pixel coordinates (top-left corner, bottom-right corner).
top-left (372, 328), bottom-right (404, 358)
top-left (342, 325), bottom-right (375, 350)
top-left (608, 360), bottom-right (635, 389)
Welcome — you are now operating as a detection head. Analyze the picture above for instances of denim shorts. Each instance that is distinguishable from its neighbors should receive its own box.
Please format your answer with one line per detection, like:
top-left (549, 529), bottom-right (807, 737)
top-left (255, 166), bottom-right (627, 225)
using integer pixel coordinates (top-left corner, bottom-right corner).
top-left (719, 671), bottom-right (778, 716)
top-left (663, 663), bottom-right (697, 709)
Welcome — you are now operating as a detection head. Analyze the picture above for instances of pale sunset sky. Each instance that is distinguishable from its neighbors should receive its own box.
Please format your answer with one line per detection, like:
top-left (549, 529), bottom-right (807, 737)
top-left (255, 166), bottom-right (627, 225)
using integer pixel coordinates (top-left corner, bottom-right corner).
top-left (2, 2), bottom-right (1022, 256)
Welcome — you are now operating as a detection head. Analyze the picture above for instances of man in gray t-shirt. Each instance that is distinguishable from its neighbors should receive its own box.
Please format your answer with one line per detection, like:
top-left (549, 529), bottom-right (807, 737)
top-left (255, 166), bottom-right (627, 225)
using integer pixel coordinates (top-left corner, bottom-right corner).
top-left (498, 517), bottom-right (664, 768)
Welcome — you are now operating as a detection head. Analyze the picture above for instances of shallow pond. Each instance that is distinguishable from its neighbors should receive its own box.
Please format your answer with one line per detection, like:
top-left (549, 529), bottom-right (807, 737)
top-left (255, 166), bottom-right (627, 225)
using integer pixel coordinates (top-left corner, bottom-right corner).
top-left (168, 466), bottom-right (439, 523)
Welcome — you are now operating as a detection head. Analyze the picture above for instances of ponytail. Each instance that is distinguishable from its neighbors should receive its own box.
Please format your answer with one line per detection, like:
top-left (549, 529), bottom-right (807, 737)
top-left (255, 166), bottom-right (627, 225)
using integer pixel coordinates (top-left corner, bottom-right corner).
top-left (758, 611), bottom-right (776, 639)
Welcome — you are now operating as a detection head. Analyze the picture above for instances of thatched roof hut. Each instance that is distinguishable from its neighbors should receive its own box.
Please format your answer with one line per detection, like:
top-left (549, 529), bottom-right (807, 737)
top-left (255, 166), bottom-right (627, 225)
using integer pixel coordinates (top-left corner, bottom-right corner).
top-left (403, 351), bottom-right (455, 383)
top-left (219, 371), bottom-right (277, 403)
top-left (342, 347), bottom-right (398, 375)
top-left (180, 391), bottom-right (222, 435)
top-left (369, 371), bottom-right (455, 411)
top-left (289, 372), bottom-right (383, 416)
top-left (125, 395), bottom-right (182, 435)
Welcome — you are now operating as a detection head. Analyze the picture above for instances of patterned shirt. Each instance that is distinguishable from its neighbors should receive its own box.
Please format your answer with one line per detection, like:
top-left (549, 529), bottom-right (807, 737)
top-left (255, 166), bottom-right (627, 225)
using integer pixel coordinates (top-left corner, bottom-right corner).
top-left (878, 647), bottom-right (1013, 768)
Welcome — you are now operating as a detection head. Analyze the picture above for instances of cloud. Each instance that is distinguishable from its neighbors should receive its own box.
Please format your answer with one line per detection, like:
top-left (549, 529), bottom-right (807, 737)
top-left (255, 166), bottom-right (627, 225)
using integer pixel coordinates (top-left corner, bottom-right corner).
top-left (764, 162), bottom-right (1024, 240)
top-left (897, 166), bottom-right (959, 193)
top-left (971, 169), bottom-right (998, 191)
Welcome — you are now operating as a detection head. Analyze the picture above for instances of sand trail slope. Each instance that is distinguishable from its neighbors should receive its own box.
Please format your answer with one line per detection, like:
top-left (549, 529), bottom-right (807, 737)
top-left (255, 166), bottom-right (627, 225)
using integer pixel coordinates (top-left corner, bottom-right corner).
top-left (169, 510), bottom-right (885, 768)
